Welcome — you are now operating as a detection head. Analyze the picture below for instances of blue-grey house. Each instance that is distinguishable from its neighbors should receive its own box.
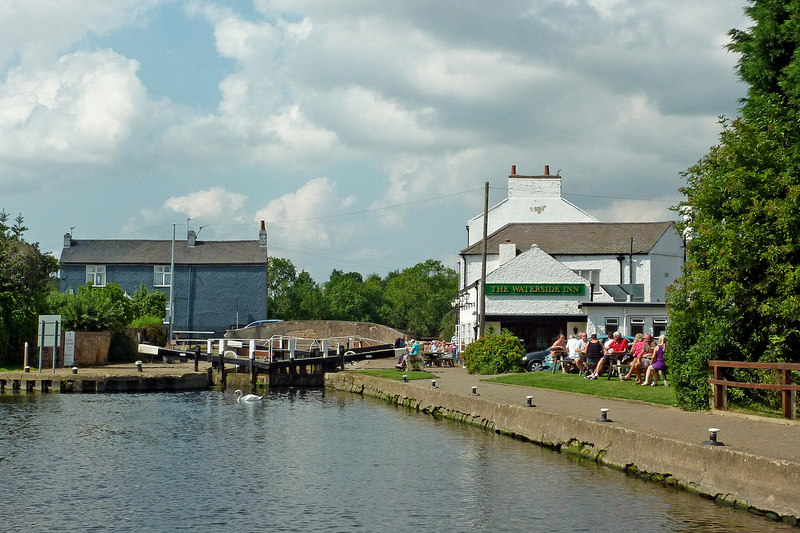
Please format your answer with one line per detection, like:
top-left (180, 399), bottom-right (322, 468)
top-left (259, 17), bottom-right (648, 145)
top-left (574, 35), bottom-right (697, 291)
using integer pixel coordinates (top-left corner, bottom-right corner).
top-left (59, 229), bottom-right (267, 335)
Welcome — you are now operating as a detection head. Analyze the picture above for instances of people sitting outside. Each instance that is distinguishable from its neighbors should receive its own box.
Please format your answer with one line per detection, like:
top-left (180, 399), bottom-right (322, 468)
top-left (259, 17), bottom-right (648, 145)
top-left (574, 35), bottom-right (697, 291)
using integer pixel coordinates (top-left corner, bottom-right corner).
top-left (588, 331), bottom-right (629, 379)
top-left (395, 338), bottom-right (421, 370)
top-left (620, 333), bottom-right (647, 383)
top-left (549, 334), bottom-right (567, 368)
top-left (394, 335), bottom-right (406, 364)
top-left (583, 333), bottom-right (605, 379)
top-left (565, 333), bottom-right (586, 374)
top-left (642, 335), bottom-right (667, 386)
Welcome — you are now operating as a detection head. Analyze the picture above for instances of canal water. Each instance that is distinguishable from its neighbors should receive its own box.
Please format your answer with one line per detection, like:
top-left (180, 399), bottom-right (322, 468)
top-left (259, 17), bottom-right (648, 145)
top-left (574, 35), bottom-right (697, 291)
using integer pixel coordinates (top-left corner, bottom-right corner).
top-left (0, 389), bottom-right (792, 532)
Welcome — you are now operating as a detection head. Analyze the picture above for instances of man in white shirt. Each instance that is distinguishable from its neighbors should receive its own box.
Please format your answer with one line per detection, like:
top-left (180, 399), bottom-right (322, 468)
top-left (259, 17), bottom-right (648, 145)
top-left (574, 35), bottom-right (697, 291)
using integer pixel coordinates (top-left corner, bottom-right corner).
top-left (566, 332), bottom-right (586, 373)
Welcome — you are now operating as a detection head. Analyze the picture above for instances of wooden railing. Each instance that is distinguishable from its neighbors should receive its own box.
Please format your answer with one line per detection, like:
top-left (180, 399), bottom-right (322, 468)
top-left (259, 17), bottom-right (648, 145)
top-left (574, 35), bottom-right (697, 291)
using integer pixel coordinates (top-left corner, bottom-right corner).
top-left (708, 360), bottom-right (800, 419)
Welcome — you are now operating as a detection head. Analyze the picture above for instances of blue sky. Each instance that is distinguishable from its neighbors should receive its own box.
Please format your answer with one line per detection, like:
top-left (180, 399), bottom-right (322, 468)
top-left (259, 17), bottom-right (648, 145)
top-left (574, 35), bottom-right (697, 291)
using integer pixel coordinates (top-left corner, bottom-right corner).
top-left (0, 1), bottom-right (747, 281)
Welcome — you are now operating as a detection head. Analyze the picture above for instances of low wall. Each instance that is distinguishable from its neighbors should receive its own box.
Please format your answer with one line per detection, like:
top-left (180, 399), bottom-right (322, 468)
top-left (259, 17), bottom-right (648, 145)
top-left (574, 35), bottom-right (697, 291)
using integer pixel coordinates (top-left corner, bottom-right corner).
top-left (229, 320), bottom-right (404, 345)
top-left (326, 372), bottom-right (800, 523)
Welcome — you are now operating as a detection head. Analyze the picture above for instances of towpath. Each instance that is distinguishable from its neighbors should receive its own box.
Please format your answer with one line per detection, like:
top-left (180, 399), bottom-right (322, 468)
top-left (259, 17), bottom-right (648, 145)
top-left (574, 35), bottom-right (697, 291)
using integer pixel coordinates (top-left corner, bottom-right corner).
top-left (350, 357), bottom-right (800, 465)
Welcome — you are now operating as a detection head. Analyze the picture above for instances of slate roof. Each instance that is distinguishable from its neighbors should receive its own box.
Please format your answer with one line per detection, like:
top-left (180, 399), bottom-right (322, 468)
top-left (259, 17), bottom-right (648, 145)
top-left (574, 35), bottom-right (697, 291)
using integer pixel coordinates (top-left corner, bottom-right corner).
top-left (60, 240), bottom-right (267, 265)
top-left (461, 221), bottom-right (677, 255)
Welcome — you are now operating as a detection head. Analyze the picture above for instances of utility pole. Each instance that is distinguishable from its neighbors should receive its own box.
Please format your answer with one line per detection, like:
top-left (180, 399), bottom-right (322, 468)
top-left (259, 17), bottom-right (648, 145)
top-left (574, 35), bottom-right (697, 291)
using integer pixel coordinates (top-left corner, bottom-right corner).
top-left (168, 223), bottom-right (176, 343)
top-left (259, 221), bottom-right (269, 319)
top-left (479, 181), bottom-right (489, 338)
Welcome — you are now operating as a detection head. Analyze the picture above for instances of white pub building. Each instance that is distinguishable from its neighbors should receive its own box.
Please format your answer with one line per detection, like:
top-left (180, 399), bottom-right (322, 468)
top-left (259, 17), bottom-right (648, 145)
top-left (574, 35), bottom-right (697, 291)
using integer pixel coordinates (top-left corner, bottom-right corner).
top-left (456, 166), bottom-right (684, 351)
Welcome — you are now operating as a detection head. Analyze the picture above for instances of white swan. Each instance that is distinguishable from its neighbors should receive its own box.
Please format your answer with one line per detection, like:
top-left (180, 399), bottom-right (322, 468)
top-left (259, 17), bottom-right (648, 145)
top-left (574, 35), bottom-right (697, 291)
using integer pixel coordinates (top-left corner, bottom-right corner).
top-left (234, 389), bottom-right (263, 402)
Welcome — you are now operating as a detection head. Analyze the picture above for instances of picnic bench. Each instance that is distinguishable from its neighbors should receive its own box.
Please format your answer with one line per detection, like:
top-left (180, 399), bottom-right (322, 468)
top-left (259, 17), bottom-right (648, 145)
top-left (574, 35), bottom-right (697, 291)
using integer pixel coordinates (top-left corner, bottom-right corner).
top-left (708, 360), bottom-right (800, 419)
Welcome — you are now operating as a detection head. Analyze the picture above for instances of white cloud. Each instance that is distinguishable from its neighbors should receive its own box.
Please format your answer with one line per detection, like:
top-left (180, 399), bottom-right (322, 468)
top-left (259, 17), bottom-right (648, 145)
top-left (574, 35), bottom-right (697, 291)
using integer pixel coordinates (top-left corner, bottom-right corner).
top-left (254, 177), bottom-right (357, 248)
top-left (0, 0), bottom-right (166, 67)
top-left (164, 187), bottom-right (247, 219)
top-left (0, 50), bottom-right (147, 169)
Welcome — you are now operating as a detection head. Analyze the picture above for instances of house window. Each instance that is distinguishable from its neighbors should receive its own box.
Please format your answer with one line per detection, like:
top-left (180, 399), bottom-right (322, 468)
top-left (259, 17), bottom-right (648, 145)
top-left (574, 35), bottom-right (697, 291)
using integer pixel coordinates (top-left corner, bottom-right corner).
top-left (154, 265), bottom-right (172, 287)
top-left (653, 318), bottom-right (668, 337)
top-left (604, 317), bottom-right (619, 336)
top-left (573, 269), bottom-right (601, 296)
top-left (630, 317), bottom-right (645, 336)
top-left (85, 265), bottom-right (106, 287)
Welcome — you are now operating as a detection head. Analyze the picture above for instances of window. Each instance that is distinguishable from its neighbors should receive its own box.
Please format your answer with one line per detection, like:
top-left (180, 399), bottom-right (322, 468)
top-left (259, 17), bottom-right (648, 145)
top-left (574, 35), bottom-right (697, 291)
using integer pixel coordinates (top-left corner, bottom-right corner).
top-left (630, 317), bottom-right (645, 336)
top-left (573, 269), bottom-right (601, 296)
top-left (653, 318), bottom-right (668, 337)
top-left (154, 265), bottom-right (172, 287)
top-left (85, 265), bottom-right (106, 287)
top-left (604, 317), bottom-right (619, 336)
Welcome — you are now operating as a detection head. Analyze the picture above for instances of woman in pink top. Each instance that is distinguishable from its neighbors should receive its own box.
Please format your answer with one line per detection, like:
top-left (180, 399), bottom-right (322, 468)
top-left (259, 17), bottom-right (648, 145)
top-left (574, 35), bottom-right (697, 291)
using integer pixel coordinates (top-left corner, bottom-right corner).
top-left (620, 333), bottom-right (647, 383)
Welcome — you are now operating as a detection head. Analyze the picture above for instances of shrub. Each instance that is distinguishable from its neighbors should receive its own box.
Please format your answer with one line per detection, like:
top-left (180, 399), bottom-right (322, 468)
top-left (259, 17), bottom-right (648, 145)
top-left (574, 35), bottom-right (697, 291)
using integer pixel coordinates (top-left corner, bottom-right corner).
top-left (143, 323), bottom-right (167, 347)
top-left (462, 328), bottom-right (525, 375)
top-left (108, 330), bottom-right (138, 363)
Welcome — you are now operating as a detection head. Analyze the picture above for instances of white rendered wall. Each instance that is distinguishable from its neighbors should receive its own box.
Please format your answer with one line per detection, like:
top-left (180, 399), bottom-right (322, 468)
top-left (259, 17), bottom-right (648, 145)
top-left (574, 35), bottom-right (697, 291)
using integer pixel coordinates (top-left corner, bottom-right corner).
top-left (467, 174), bottom-right (598, 246)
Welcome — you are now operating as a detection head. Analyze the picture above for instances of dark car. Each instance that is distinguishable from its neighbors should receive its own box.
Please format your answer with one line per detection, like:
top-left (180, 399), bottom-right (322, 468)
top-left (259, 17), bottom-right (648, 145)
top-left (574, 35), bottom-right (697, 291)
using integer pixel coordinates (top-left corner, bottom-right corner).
top-left (522, 349), bottom-right (551, 372)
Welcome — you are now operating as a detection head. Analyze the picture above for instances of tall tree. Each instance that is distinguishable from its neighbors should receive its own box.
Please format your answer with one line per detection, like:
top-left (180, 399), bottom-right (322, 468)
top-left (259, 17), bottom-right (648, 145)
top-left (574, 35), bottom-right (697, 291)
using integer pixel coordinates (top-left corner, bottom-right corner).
top-left (0, 212), bottom-right (59, 365)
top-left (382, 260), bottom-right (457, 338)
top-left (669, 1), bottom-right (800, 409)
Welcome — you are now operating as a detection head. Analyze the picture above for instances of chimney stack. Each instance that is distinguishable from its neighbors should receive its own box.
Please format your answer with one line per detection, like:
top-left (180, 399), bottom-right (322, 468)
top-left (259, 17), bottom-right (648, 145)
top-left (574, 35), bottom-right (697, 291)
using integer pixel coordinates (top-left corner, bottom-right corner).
top-left (544, 165), bottom-right (550, 176)
top-left (259, 220), bottom-right (267, 247)
top-left (187, 229), bottom-right (197, 247)
top-left (63, 233), bottom-right (72, 248)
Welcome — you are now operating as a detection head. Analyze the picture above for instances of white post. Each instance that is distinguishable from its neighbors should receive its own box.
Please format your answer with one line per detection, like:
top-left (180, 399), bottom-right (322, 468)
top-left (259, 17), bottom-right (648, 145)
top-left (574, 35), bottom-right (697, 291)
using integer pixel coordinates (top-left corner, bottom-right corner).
top-left (289, 338), bottom-right (296, 360)
top-left (207, 339), bottom-right (213, 355)
top-left (219, 339), bottom-right (226, 355)
top-left (249, 339), bottom-right (256, 360)
top-left (321, 340), bottom-right (328, 358)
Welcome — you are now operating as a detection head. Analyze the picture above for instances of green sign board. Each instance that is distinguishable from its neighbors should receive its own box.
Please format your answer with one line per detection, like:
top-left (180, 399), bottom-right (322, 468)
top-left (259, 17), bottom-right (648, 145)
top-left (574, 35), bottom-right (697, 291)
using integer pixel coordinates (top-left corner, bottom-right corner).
top-left (485, 283), bottom-right (586, 296)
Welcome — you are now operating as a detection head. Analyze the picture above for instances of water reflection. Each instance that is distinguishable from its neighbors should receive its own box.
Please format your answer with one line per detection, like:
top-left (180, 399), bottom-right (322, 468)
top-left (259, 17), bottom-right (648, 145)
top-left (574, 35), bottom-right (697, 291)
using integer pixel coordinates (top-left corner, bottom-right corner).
top-left (0, 390), bottom-right (792, 532)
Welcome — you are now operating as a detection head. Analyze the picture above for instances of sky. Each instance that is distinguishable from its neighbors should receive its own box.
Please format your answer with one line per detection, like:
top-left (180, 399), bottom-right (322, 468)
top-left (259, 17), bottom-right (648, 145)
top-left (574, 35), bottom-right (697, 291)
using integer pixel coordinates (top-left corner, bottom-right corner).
top-left (0, 1), bottom-right (748, 282)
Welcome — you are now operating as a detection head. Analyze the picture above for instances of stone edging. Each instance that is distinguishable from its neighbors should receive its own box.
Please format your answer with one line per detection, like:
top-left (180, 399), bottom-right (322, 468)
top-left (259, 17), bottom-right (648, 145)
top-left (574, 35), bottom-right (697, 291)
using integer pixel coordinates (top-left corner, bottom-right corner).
top-left (326, 372), bottom-right (800, 524)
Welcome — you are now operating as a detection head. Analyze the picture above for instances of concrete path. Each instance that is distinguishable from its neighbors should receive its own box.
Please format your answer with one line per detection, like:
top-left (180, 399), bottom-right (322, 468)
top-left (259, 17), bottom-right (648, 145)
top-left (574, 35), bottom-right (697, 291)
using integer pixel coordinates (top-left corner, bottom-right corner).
top-left (350, 357), bottom-right (800, 465)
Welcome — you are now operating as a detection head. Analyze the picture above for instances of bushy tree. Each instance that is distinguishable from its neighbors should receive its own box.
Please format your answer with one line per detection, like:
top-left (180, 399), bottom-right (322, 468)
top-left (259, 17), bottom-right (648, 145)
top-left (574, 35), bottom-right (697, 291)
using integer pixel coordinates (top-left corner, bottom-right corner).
top-left (461, 328), bottom-right (524, 375)
top-left (669, 1), bottom-right (800, 409)
top-left (0, 212), bottom-right (59, 365)
top-left (382, 260), bottom-right (457, 338)
top-left (49, 283), bottom-right (132, 331)
top-left (129, 283), bottom-right (167, 320)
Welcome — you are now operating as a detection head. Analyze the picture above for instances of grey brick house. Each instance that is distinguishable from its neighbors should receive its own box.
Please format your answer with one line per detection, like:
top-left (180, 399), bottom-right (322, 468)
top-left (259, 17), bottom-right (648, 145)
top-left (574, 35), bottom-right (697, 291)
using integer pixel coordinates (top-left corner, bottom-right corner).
top-left (59, 230), bottom-right (267, 335)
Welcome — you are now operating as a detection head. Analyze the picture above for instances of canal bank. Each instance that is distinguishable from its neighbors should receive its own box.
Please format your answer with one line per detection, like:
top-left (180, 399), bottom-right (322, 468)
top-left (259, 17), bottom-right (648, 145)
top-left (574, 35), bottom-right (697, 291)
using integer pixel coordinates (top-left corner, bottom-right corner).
top-left (327, 363), bottom-right (800, 524)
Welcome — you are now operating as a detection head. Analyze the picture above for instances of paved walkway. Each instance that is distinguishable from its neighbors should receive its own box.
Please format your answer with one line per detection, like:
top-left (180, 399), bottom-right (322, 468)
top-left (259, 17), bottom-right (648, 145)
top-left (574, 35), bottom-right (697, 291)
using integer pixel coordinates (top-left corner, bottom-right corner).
top-left (350, 357), bottom-right (800, 465)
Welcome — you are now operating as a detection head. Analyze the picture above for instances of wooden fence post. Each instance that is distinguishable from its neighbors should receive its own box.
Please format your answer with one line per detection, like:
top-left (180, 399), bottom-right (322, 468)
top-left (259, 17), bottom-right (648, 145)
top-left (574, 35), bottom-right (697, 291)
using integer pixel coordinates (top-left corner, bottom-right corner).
top-left (713, 364), bottom-right (726, 410)
top-left (782, 367), bottom-right (796, 420)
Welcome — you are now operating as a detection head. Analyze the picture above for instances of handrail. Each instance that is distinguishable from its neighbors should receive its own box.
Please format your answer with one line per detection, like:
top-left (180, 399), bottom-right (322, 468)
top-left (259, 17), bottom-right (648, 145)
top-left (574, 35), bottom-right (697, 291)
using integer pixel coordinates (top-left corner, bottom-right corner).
top-left (708, 360), bottom-right (799, 419)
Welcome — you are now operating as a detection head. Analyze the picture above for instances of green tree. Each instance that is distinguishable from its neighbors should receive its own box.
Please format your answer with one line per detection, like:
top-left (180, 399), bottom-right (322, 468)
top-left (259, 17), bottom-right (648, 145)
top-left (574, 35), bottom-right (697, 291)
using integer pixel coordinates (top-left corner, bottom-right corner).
top-left (323, 270), bottom-right (372, 322)
top-left (129, 283), bottom-right (168, 321)
top-left (382, 259), bottom-right (457, 338)
top-left (0, 212), bottom-right (59, 365)
top-left (669, 1), bottom-right (800, 409)
top-left (49, 282), bottom-right (132, 331)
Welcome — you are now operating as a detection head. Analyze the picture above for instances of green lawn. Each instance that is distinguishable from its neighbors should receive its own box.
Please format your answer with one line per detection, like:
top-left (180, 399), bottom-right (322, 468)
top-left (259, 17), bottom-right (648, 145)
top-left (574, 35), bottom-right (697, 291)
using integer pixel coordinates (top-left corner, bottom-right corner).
top-left (356, 369), bottom-right (436, 381)
top-left (488, 371), bottom-right (676, 406)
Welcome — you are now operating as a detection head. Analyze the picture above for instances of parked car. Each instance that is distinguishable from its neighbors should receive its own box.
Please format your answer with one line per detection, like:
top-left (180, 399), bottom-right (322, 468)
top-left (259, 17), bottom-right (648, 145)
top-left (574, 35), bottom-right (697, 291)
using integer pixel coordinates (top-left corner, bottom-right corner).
top-left (243, 319), bottom-right (284, 329)
top-left (522, 349), bottom-right (551, 372)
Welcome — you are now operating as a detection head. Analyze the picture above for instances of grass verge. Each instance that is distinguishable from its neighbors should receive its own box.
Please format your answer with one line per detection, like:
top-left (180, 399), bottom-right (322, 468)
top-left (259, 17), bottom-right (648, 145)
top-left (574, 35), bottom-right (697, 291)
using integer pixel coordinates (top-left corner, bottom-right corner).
top-left (356, 369), bottom-right (436, 381)
top-left (488, 371), bottom-right (676, 406)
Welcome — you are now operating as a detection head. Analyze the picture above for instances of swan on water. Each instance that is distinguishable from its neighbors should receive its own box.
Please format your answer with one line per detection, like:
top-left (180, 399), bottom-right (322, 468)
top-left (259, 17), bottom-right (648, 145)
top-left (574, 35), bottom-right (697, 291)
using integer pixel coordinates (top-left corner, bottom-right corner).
top-left (234, 389), bottom-right (263, 402)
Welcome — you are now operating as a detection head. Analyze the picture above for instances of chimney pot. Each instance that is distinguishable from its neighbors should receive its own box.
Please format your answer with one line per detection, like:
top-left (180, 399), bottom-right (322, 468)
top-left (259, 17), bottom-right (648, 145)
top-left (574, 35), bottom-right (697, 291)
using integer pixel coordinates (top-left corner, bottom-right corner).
top-left (544, 165), bottom-right (550, 175)
top-left (260, 220), bottom-right (266, 231)
top-left (511, 164), bottom-right (517, 175)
